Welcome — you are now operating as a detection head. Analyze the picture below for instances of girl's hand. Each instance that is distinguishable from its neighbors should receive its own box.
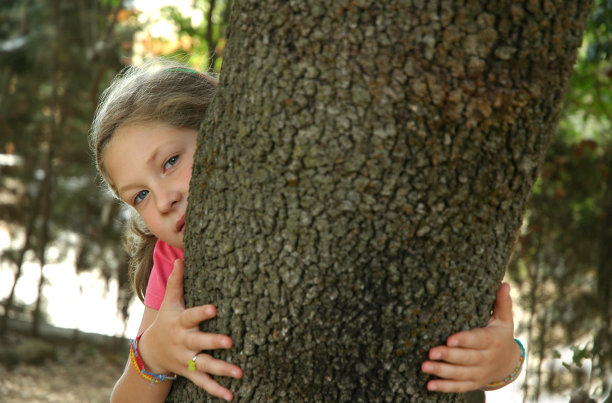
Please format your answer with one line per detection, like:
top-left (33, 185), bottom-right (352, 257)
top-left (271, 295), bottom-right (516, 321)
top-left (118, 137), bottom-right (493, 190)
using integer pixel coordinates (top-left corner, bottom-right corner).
top-left (139, 259), bottom-right (242, 401)
top-left (421, 282), bottom-right (521, 392)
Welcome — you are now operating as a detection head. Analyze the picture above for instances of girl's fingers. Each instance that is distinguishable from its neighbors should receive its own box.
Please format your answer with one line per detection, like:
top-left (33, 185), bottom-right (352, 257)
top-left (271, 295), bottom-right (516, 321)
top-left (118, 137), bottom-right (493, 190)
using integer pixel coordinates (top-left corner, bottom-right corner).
top-left (179, 304), bottom-right (218, 328)
top-left (188, 371), bottom-right (235, 402)
top-left (421, 360), bottom-right (474, 382)
top-left (192, 353), bottom-right (243, 379)
top-left (447, 327), bottom-right (492, 350)
top-left (426, 379), bottom-right (480, 393)
top-left (185, 331), bottom-right (233, 351)
top-left (427, 346), bottom-right (484, 366)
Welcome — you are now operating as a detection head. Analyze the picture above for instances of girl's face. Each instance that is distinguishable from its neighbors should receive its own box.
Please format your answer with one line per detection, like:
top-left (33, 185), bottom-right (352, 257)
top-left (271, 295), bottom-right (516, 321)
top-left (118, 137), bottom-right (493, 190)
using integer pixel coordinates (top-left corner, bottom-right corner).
top-left (103, 122), bottom-right (198, 249)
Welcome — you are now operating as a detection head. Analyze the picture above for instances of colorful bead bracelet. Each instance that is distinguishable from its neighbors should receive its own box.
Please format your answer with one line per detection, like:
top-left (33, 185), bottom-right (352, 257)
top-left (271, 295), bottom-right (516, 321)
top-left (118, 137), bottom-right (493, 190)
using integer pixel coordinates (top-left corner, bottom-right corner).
top-left (481, 338), bottom-right (525, 391)
top-left (129, 333), bottom-right (177, 384)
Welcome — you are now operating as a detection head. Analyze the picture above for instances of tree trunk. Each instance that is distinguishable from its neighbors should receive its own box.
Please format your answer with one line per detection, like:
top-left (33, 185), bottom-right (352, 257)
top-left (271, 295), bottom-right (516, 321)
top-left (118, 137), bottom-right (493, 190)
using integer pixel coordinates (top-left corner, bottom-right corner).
top-left (206, 0), bottom-right (217, 68)
top-left (31, 77), bottom-right (56, 338)
top-left (171, 1), bottom-right (591, 401)
top-left (32, 0), bottom-right (59, 336)
top-left (31, 156), bottom-right (52, 337)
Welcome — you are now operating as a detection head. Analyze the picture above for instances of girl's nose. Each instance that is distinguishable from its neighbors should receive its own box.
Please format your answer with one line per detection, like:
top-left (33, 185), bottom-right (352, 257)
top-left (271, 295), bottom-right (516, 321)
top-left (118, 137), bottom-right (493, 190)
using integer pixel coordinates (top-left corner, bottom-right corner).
top-left (155, 187), bottom-right (182, 213)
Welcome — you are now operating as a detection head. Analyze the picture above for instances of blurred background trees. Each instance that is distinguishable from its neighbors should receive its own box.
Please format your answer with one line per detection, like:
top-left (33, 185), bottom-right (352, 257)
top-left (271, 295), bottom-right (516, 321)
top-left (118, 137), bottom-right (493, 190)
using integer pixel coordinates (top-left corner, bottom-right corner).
top-left (0, 0), bottom-right (610, 401)
top-left (0, 0), bottom-right (137, 336)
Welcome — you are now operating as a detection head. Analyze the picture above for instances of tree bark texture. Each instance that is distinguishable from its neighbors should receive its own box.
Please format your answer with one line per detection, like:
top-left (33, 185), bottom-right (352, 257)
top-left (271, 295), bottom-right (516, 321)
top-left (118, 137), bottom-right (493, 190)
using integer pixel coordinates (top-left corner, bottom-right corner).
top-left (171, 1), bottom-right (591, 401)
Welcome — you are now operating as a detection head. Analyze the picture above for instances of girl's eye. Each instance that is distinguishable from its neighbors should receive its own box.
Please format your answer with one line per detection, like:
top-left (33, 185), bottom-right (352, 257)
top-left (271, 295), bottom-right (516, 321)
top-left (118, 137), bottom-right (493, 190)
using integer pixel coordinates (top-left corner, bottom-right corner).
top-left (164, 155), bottom-right (179, 170)
top-left (134, 190), bottom-right (149, 205)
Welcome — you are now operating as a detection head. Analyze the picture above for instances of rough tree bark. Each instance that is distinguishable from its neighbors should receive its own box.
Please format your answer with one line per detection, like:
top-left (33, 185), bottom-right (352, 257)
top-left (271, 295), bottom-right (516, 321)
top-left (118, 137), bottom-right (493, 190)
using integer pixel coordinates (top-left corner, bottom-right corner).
top-left (170, 1), bottom-right (591, 401)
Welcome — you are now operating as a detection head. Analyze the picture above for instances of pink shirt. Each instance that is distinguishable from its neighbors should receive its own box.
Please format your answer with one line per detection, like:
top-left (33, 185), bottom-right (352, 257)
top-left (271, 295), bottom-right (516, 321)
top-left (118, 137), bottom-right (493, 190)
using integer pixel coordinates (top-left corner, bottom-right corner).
top-left (144, 240), bottom-right (184, 310)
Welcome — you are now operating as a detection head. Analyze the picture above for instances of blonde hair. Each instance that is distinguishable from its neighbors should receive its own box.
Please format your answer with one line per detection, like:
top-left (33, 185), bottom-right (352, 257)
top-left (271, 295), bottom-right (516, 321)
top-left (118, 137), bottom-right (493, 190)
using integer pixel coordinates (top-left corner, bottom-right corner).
top-left (90, 59), bottom-right (217, 302)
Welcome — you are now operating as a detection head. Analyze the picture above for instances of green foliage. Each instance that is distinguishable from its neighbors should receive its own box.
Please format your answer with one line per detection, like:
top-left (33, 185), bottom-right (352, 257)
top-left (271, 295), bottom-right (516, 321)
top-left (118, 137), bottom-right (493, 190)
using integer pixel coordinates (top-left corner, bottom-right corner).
top-left (563, 0), bottom-right (612, 139)
top-left (156, 0), bottom-right (231, 71)
top-left (586, 0), bottom-right (612, 62)
top-left (563, 345), bottom-right (593, 370)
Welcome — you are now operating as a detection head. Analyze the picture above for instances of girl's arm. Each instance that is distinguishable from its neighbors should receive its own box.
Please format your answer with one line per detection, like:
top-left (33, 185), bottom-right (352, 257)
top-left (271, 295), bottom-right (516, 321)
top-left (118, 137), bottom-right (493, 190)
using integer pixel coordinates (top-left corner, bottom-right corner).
top-left (111, 307), bottom-right (172, 402)
top-left (111, 260), bottom-right (242, 403)
top-left (421, 282), bottom-right (523, 392)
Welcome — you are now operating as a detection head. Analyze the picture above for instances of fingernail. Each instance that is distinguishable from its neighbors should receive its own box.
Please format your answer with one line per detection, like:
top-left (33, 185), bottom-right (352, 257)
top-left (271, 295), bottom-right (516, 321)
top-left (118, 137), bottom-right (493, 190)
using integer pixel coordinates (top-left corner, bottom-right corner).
top-left (431, 351), bottom-right (441, 360)
top-left (428, 382), bottom-right (437, 391)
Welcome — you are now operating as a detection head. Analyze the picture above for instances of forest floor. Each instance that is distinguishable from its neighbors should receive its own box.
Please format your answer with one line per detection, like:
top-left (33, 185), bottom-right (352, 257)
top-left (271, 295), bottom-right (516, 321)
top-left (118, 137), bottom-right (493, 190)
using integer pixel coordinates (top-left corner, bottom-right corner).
top-left (0, 319), bottom-right (127, 403)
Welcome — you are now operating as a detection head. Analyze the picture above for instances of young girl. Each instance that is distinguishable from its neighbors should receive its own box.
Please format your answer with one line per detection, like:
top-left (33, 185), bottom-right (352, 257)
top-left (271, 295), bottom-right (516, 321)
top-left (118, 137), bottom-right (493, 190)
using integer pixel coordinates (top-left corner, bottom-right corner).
top-left (90, 59), bottom-right (524, 402)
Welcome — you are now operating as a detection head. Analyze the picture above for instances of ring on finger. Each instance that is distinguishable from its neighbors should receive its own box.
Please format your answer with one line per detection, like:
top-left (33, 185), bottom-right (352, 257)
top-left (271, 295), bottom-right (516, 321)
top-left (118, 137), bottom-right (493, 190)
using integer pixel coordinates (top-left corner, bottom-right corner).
top-left (188, 353), bottom-right (200, 372)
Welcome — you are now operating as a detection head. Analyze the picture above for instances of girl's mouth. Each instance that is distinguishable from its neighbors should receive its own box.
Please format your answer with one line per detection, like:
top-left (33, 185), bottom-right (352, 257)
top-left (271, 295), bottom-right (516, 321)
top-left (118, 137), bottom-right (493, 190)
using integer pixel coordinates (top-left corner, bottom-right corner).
top-left (176, 214), bottom-right (185, 232)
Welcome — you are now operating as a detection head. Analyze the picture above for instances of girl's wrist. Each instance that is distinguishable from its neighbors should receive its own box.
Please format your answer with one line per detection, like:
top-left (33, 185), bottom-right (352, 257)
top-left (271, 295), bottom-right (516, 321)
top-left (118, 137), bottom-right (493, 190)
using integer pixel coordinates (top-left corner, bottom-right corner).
top-left (129, 332), bottom-right (176, 384)
top-left (481, 338), bottom-right (525, 391)
top-left (137, 329), bottom-right (170, 375)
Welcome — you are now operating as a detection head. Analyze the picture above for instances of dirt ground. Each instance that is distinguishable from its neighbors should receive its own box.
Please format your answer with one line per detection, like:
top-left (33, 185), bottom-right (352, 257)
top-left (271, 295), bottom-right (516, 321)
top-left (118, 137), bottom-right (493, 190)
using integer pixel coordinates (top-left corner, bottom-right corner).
top-left (0, 330), bottom-right (126, 403)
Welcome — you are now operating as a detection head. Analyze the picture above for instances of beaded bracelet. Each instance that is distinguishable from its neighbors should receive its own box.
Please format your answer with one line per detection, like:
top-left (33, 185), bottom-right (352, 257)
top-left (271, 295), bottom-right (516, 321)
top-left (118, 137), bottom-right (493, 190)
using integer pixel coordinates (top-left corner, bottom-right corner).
top-left (129, 334), bottom-right (177, 384)
top-left (480, 338), bottom-right (525, 391)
